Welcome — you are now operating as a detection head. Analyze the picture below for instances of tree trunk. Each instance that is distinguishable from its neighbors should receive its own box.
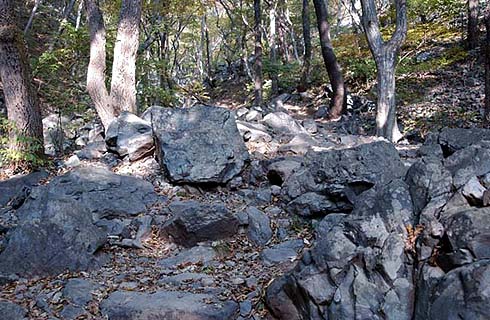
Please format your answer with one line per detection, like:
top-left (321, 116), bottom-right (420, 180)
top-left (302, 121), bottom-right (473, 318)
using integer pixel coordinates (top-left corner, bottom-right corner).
top-left (485, 1), bottom-right (490, 121)
top-left (312, 0), bottom-right (346, 119)
top-left (468, 0), bottom-right (479, 50)
top-left (361, 0), bottom-right (407, 142)
top-left (0, 0), bottom-right (44, 160)
top-left (299, 0), bottom-right (312, 91)
top-left (375, 52), bottom-right (402, 141)
top-left (85, 0), bottom-right (114, 129)
top-left (270, 2), bottom-right (279, 95)
top-left (24, 0), bottom-right (42, 35)
top-left (110, 0), bottom-right (141, 114)
top-left (253, 0), bottom-right (263, 106)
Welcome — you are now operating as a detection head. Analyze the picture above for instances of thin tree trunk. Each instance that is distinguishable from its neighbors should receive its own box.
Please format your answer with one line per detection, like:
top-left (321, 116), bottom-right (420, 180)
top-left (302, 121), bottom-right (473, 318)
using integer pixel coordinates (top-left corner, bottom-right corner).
top-left (85, 0), bottom-right (114, 129)
top-left (24, 0), bottom-right (42, 35)
top-left (468, 0), bottom-right (479, 50)
top-left (254, 0), bottom-right (263, 106)
top-left (0, 0), bottom-right (44, 160)
top-left (312, 0), bottom-right (346, 119)
top-left (76, 0), bottom-right (84, 30)
top-left (376, 52), bottom-right (401, 140)
top-left (270, 2), bottom-right (279, 95)
top-left (485, 1), bottom-right (490, 121)
top-left (361, 0), bottom-right (407, 142)
top-left (299, 0), bottom-right (312, 91)
top-left (110, 0), bottom-right (142, 114)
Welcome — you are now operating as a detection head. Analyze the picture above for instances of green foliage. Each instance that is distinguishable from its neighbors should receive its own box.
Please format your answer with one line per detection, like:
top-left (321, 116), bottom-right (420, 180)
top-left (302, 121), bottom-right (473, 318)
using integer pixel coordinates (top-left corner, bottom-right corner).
top-left (408, 0), bottom-right (463, 21)
top-left (0, 117), bottom-right (46, 169)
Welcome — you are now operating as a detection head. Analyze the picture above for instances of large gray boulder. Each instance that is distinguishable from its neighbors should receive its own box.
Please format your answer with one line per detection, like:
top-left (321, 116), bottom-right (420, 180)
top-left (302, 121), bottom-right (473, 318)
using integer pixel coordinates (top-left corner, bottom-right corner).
top-left (160, 200), bottom-right (239, 247)
top-left (0, 166), bottom-right (158, 278)
top-left (105, 112), bottom-right (154, 161)
top-left (438, 127), bottom-right (490, 155)
top-left (146, 105), bottom-right (249, 184)
top-left (267, 180), bottom-right (415, 320)
top-left (282, 141), bottom-right (406, 216)
top-left (100, 290), bottom-right (238, 320)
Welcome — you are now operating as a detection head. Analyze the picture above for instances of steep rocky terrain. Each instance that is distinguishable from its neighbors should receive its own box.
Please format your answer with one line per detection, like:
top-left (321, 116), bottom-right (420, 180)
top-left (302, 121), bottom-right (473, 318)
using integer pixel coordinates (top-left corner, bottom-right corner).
top-left (0, 100), bottom-right (489, 320)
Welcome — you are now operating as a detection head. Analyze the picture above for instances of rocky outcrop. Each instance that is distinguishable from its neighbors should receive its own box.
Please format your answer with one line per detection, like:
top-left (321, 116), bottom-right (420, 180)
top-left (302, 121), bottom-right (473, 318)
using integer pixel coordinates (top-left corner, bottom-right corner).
top-left (0, 166), bottom-right (158, 278)
top-left (147, 105), bottom-right (249, 184)
top-left (266, 129), bottom-right (490, 320)
top-left (282, 141), bottom-right (406, 217)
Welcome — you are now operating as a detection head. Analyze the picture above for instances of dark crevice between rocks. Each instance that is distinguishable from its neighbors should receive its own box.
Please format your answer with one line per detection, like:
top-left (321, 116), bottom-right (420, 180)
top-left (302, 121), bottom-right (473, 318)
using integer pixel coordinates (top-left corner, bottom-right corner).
top-left (432, 233), bottom-right (456, 273)
top-left (346, 181), bottom-right (375, 196)
top-left (267, 170), bottom-right (284, 186)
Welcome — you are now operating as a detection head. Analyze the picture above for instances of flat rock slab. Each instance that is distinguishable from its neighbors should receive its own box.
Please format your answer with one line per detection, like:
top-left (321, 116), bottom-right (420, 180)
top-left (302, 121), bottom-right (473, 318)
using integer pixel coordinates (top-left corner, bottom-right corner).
top-left (147, 105), bottom-right (249, 184)
top-left (161, 200), bottom-right (239, 247)
top-left (159, 246), bottom-right (217, 269)
top-left (100, 290), bottom-right (238, 320)
top-left (261, 239), bottom-right (304, 266)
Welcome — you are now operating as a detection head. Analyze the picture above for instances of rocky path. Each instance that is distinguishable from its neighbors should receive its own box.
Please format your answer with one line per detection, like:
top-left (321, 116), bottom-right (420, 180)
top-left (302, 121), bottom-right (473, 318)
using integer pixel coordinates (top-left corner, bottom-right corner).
top-left (1, 98), bottom-right (490, 320)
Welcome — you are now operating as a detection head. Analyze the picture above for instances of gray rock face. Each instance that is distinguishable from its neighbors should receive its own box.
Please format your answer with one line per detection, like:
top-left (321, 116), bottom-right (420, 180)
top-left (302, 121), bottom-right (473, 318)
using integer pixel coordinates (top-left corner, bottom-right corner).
top-left (76, 141), bottom-right (107, 160)
top-left (0, 166), bottom-right (158, 278)
top-left (267, 180), bottom-right (415, 320)
top-left (246, 207), bottom-right (272, 246)
top-left (160, 200), bottom-right (239, 247)
top-left (426, 260), bottom-right (490, 320)
top-left (105, 112), bottom-right (154, 161)
top-left (444, 141), bottom-right (490, 188)
top-left (282, 141), bottom-right (405, 216)
top-left (261, 239), bottom-right (304, 266)
top-left (100, 290), bottom-right (239, 320)
top-left (0, 170), bottom-right (48, 208)
top-left (267, 158), bottom-right (302, 186)
top-left (438, 127), bottom-right (490, 155)
top-left (148, 105), bottom-right (249, 184)
top-left (236, 120), bottom-right (272, 142)
top-left (0, 300), bottom-right (27, 320)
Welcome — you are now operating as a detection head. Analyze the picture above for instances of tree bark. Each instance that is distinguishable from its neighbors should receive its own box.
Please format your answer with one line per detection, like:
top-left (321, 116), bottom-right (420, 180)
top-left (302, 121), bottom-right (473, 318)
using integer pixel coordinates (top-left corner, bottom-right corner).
top-left (110, 0), bottom-right (141, 114)
top-left (299, 0), bottom-right (312, 92)
top-left (0, 0), bottom-right (44, 159)
top-left (361, 0), bottom-right (407, 142)
top-left (86, 0), bottom-right (114, 129)
top-left (312, 0), bottom-right (346, 119)
top-left (270, 2), bottom-right (279, 95)
top-left (485, 1), bottom-right (490, 121)
top-left (467, 0), bottom-right (479, 50)
top-left (254, 0), bottom-right (263, 106)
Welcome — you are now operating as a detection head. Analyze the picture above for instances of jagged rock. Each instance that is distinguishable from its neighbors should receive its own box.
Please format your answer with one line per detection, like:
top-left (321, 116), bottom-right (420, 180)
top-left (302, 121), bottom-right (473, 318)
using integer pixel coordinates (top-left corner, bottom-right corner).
top-left (267, 158), bottom-right (302, 186)
top-left (282, 141), bottom-right (406, 215)
top-left (436, 208), bottom-right (490, 270)
top-left (0, 300), bottom-right (27, 320)
top-left (160, 200), bottom-right (239, 247)
top-left (245, 109), bottom-right (262, 122)
top-left (63, 278), bottom-right (99, 306)
top-left (246, 207), bottom-right (272, 246)
top-left (261, 239), bottom-right (304, 266)
top-left (462, 176), bottom-right (487, 205)
top-left (438, 127), bottom-right (490, 155)
top-left (262, 111), bottom-right (306, 135)
top-left (423, 260), bottom-right (490, 320)
top-left (105, 112), bottom-right (154, 161)
top-left (287, 192), bottom-right (350, 218)
top-left (159, 246), bottom-right (217, 269)
top-left (267, 180), bottom-right (415, 320)
top-left (0, 166), bottom-right (158, 278)
top-left (302, 119), bottom-right (318, 134)
top-left (147, 105), bottom-right (249, 184)
top-left (0, 170), bottom-right (48, 208)
top-left (100, 290), bottom-right (239, 320)
top-left (444, 141), bottom-right (490, 188)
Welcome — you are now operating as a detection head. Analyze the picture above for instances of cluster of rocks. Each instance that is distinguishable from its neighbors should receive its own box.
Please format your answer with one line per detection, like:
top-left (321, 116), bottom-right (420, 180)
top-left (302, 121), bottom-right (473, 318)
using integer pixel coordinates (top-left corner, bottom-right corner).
top-left (266, 127), bottom-right (490, 320)
top-left (2, 100), bottom-right (490, 319)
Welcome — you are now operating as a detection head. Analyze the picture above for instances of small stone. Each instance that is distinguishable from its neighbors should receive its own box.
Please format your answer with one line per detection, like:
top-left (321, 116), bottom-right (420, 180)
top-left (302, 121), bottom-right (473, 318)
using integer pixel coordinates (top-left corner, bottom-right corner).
top-left (232, 277), bottom-right (246, 285)
top-left (240, 300), bottom-right (253, 316)
top-left (119, 281), bottom-right (138, 290)
top-left (64, 155), bottom-right (81, 168)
